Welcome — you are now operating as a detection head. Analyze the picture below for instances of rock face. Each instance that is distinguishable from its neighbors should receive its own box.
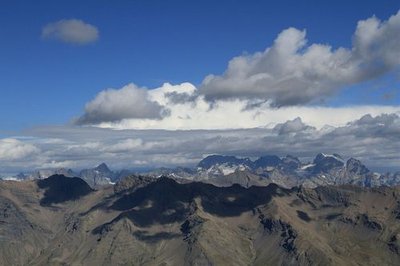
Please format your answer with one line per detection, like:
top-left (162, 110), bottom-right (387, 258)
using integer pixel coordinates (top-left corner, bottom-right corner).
top-left (1, 175), bottom-right (400, 265)
top-left (79, 163), bottom-right (115, 188)
top-left (113, 175), bottom-right (155, 194)
top-left (346, 158), bottom-right (370, 175)
top-left (312, 153), bottom-right (344, 173)
top-left (197, 155), bottom-right (253, 169)
top-left (254, 155), bottom-right (282, 169)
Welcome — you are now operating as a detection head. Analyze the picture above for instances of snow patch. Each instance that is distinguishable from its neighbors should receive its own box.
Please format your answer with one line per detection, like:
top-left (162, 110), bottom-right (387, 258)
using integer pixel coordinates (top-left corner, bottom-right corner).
top-left (301, 163), bottom-right (315, 170)
top-left (321, 153), bottom-right (343, 162)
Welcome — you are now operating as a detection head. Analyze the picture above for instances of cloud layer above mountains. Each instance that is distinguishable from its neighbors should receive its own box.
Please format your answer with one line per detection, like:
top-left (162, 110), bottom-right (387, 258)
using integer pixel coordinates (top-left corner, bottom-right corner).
top-left (1, 113), bottom-right (399, 173)
top-left (75, 10), bottom-right (400, 129)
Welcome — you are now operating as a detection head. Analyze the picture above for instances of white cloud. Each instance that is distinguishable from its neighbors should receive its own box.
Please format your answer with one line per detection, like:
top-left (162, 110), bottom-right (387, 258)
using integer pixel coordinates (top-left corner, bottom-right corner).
top-left (88, 82), bottom-right (400, 130)
top-left (0, 138), bottom-right (40, 160)
top-left (273, 117), bottom-right (315, 135)
top-left (200, 10), bottom-right (400, 106)
top-left (76, 83), bottom-right (169, 124)
top-left (42, 19), bottom-right (99, 45)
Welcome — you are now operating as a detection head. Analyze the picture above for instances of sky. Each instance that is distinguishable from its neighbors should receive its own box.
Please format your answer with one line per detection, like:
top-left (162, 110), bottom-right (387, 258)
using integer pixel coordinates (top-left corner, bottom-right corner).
top-left (0, 0), bottom-right (399, 173)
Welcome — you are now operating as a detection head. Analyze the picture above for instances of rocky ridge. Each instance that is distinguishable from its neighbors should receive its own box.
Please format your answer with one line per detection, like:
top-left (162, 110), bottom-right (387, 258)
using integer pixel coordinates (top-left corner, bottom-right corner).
top-left (0, 175), bottom-right (400, 265)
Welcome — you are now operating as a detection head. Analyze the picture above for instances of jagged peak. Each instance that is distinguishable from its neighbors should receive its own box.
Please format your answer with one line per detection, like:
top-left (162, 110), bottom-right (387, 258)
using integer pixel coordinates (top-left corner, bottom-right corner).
top-left (95, 163), bottom-right (111, 173)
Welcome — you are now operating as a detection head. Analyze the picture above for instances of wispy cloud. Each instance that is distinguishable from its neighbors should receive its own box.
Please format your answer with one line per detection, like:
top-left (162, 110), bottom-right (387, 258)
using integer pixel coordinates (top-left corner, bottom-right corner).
top-left (42, 19), bottom-right (99, 45)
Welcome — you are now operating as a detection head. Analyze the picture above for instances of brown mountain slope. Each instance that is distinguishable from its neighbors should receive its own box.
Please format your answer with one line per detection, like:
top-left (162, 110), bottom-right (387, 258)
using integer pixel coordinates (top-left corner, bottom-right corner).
top-left (0, 175), bottom-right (400, 265)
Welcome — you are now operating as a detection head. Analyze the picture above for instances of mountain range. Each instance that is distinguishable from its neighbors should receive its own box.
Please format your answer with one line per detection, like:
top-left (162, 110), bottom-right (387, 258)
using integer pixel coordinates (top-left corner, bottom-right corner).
top-left (3, 153), bottom-right (400, 190)
top-left (145, 153), bottom-right (400, 189)
top-left (0, 174), bottom-right (399, 265)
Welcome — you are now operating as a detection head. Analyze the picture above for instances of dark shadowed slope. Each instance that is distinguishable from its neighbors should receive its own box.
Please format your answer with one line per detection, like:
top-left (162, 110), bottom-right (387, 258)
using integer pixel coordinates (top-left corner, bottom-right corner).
top-left (37, 174), bottom-right (94, 205)
top-left (94, 177), bottom-right (287, 228)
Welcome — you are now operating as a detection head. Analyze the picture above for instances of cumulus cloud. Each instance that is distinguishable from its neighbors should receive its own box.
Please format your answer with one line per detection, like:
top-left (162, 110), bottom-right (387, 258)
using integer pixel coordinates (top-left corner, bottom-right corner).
top-left (75, 83), bottom-right (169, 124)
top-left (200, 10), bottom-right (400, 106)
top-left (273, 117), bottom-right (315, 135)
top-left (0, 138), bottom-right (40, 160)
top-left (42, 19), bottom-right (99, 45)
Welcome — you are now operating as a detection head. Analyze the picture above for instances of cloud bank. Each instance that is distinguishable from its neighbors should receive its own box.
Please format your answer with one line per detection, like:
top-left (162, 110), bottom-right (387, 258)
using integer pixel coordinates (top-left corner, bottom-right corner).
top-left (201, 10), bottom-right (400, 106)
top-left (42, 19), bottom-right (99, 45)
top-left (0, 113), bottom-right (398, 173)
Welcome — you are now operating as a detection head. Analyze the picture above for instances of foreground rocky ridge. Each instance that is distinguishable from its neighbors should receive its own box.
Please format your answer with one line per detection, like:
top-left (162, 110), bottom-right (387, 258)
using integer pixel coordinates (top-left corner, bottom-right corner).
top-left (1, 175), bottom-right (400, 265)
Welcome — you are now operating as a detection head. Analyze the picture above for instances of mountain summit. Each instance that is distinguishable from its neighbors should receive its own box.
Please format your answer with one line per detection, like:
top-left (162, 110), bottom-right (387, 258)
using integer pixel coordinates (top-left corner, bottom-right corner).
top-left (94, 163), bottom-right (112, 173)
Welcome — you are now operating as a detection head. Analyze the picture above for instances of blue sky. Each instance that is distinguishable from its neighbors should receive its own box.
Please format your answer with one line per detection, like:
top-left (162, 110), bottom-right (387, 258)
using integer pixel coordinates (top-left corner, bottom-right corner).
top-left (0, 0), bottom-right (399, 131)
top-left (0, 1), bottom-right (400, 172)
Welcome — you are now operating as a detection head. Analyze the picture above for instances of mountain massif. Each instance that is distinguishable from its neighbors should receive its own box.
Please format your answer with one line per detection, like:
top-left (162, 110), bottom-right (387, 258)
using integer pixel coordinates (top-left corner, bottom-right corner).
top-left (146, 153), bottom-right (400, 189)
top-left (4, 153), bottom-right (400, 190)
top-left (1, 174), bottom-right (400, 265)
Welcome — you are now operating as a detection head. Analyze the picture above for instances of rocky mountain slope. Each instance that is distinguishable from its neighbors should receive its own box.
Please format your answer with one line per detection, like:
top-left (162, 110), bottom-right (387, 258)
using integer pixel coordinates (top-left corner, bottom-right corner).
top-left (0, 175), bottom-right (400, 265)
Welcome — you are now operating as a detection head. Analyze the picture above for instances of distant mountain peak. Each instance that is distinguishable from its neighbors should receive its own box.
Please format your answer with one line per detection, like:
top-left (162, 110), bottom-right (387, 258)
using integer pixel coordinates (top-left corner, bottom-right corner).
top-left (312, 153), bottom-right (344, 173)
top-left (95, 163), bottom-right (111, 173)
top-left (197, 155), bottom-right (251, 169)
